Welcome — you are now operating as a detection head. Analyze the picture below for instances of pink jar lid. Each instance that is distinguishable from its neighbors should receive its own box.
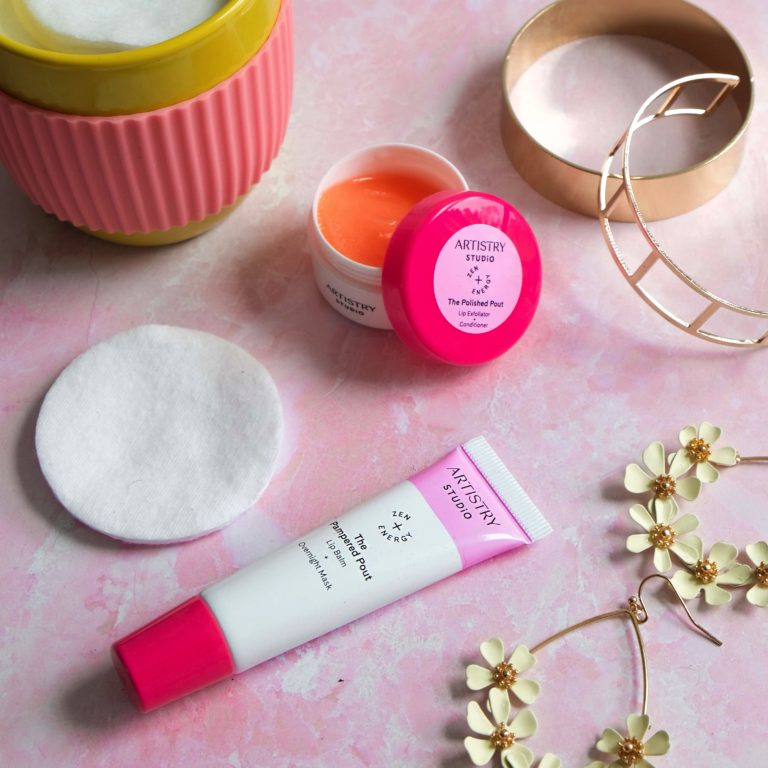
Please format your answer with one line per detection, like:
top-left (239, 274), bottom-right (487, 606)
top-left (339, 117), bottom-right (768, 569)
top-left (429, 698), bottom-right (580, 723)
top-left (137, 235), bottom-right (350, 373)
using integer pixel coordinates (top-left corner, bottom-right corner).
top-left (381, 190), bottom-right (541, 365)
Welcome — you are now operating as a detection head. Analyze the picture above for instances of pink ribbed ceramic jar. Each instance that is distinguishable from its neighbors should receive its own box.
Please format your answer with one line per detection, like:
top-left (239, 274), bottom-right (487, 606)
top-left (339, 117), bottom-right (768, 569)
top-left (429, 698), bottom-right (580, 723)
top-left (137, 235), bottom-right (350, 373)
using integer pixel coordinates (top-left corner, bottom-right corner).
top-left (0, 0), bottom-right (293, 245)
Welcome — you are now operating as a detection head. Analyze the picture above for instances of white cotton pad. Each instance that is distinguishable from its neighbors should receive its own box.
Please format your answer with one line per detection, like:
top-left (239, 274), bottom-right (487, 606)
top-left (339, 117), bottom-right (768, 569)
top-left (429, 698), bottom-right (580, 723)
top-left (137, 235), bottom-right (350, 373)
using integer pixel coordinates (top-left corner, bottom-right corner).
top-left (19, 0), bottom-right (227, 52)
top-left (35, 325), bottom-right (283, 544)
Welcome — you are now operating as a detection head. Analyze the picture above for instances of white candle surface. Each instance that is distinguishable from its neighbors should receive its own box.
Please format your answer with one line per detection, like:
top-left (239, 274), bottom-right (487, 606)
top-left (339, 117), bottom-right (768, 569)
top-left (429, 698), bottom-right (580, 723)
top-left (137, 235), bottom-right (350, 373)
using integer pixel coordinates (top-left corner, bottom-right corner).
top-left (19, 0), bottom-right (228, 52)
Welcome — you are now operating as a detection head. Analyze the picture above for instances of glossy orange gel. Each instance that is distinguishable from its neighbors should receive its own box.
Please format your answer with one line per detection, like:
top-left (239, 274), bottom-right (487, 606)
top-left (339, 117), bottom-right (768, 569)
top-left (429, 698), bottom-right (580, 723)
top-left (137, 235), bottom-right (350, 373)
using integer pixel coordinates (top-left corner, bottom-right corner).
top-left (317, 172), bottom-right (445, 267)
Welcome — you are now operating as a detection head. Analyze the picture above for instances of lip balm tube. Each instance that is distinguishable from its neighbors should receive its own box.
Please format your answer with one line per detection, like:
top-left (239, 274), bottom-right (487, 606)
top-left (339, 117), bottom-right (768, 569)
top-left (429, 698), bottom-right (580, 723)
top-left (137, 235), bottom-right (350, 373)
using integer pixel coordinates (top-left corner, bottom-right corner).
top-left (112, 436), bottom-right (551, 711)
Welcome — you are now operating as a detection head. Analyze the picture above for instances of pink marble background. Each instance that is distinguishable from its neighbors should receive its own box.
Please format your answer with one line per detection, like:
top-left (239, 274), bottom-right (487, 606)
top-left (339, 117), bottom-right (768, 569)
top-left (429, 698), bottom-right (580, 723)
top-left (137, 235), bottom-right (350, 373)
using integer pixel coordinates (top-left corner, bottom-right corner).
top-left (1, 0), bottom-right (767, 765)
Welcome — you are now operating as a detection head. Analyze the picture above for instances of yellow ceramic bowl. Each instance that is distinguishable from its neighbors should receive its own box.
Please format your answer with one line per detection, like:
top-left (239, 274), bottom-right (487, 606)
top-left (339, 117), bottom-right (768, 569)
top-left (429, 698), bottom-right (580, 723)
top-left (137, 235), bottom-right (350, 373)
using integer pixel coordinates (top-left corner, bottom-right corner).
top-left (0, 0), bottom-right (281, 115)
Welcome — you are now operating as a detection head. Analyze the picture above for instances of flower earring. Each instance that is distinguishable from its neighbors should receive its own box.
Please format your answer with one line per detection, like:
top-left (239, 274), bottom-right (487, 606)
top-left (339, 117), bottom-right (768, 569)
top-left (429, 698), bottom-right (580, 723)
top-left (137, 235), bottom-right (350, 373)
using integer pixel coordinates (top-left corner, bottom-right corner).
top-left (463, 575), bottom-right (721, 768)
top-left (623, 422), bottom-right (768, 607)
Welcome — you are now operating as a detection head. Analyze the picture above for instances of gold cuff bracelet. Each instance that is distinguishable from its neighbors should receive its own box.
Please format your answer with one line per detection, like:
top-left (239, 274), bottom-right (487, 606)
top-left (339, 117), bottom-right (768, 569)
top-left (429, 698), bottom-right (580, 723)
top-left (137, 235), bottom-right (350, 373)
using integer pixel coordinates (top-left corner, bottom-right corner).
top-left (501, 0), bottom-right (753, 221)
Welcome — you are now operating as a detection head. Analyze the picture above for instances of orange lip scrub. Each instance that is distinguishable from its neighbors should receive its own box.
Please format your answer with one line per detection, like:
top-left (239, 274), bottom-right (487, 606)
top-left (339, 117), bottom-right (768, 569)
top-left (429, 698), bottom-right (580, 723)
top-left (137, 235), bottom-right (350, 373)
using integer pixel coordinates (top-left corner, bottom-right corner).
top-left (317, 172), bottom-right (445, 268)
top-left (309, 143), bottom-right (469, 329)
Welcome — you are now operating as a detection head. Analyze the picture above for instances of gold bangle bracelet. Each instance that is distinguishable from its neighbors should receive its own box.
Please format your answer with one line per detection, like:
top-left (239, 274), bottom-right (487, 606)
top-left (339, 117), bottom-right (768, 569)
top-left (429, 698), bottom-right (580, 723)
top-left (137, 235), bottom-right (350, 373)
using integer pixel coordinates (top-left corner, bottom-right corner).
top-left (501, 0), bottom-right (754, 221)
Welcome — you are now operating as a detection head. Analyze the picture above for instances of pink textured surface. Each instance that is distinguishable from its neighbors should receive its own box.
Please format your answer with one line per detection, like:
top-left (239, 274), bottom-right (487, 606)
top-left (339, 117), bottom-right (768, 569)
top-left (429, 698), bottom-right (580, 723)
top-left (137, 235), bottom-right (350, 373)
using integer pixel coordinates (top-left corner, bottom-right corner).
top-left (1, 1), bottom-right (767, 766)
top-left (0, 0), bottom-right (292, 235)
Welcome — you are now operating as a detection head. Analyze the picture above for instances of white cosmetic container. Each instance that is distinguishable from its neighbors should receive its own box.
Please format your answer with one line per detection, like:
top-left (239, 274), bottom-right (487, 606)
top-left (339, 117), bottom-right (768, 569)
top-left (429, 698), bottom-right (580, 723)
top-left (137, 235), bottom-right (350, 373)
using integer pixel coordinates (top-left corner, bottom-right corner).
top-left (308, 143), bottom-right (469, 330)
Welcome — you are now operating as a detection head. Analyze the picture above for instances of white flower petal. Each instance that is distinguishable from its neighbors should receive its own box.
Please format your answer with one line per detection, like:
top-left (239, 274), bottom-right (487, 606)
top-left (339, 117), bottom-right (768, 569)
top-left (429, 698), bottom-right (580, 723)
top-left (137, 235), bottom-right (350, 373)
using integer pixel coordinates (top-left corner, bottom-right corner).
top-left (669, 449), bottom-right (692, 478)
top-left (671, 570), bottom-right (701, 600)
top-left (627, 534), bottom-right (653, 554)
top-left (656, 496), bottom-right (679, 525)
top-left (671, 513), bottom-right (699, 536)
top-left (636, 761), bottom-right (655, 768)
top-left (510, 678), bottom-right (540, 705)
top-left (539, 755), bottom-right (562, 768)
top-left (703, 583), bottom-right (731, 606)
top-left (695, 461), bottom-right (719, 483)
top-left (699, 422), bottom-right (721, 444)
top-left (625, 464), bottom-right (654, 493)
top-left (670, 539), bottom-right (699, 565)
top-left (510, 709), bottom-right (537, 740)
top-left (746, 541), bottom-right (768, 567)
top-left (709, 542), bottom-right (738, 569)
top-left (465, 736), bottom-right (495, 766)
top-left (718, 563), bottom-right (752, 586)
top-left (503, 744), bottom-right (533, 768)
top-left (627, 714), bottom-right (650, 741)
top-left (686, 535), bottom-right (704, 560)
top-left (679, 425), bottom-right (697, 446)
top-left (709, 446), bottom-right (737, 466)
top-left (643, 442), bottom-right (666, 477)
top-left (596, 728), bottom-right (623, 754)
top-left (585, 764), bottom-right (610, 768)
top-left (644, 730), bottom-right (671, 756)
top-left (669, 450), bottom-right (693, 476)
top-left (488, 688), bottom-right (511, 725)
top-left (467, 664), bottom-right (493, 691)
top-left (480, 638), bottom-right (505, 667)
top-left (629, 503), bottom-right (654, 531)
top-left (509, 645), bottom-right (536, 674)
top-left (652, 496), bottom-right (676, 523)
top-left (467, 701), bottom-right (495, 736)
top-left (747, 584), bottom-right (768, 607)
top-left (676, 476), bottom-right (701, 501)
top-left (653, 547), bottom-right (672, 572)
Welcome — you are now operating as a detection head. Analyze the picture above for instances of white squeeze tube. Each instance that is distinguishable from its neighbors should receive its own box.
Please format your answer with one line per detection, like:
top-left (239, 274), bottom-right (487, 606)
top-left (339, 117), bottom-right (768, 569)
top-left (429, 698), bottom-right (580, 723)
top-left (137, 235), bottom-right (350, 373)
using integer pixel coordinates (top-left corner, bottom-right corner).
top-left (112, 436), bottom-right (552, 711)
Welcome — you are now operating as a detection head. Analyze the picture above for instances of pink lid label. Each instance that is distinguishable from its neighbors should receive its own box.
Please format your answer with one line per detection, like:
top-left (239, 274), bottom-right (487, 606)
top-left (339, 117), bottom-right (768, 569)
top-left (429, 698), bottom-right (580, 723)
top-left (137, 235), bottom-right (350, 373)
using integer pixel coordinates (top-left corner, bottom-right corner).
top-left (432, 223), bottom-right (523, 334)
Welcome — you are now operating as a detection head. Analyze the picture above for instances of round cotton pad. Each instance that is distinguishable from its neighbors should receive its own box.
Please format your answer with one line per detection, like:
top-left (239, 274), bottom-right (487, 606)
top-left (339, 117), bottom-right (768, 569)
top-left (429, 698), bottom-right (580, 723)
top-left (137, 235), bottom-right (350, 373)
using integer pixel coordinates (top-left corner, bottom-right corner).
top-left (20, 0), bottom-right (227, 53)
top-left (35, 325), bottom-right (283, 544)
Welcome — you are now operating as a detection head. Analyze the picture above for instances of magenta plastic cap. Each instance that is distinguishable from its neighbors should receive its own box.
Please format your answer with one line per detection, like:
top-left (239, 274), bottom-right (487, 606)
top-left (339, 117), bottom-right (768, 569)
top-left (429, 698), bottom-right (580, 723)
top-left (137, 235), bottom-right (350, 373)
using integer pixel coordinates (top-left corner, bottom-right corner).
top-left (112, 597), bottom-right (235, 712)
top-left (382, 190), bottom-right (541, 365)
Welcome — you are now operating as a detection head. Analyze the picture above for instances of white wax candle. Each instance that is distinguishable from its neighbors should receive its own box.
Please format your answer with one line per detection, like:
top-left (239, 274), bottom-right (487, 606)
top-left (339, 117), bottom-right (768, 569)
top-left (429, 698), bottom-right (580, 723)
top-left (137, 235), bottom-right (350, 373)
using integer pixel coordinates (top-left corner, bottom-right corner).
top-left (19, 0), bottom-right (228, 52)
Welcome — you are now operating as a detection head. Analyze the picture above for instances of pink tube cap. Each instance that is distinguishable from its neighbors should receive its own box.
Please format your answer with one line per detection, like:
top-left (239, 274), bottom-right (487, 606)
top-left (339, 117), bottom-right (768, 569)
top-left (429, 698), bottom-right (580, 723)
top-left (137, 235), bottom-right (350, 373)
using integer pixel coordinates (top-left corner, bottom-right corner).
top-left (382, 190), bottom-right (541, 365)
top-left (112, 596), bottom-right (234, 712)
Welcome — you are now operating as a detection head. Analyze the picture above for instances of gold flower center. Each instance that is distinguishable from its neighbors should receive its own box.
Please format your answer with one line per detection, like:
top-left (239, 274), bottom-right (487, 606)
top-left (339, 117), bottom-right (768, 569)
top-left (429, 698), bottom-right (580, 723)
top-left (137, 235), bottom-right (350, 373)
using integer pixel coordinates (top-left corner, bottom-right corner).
top-left (617, 737), bottom-right (646, 766)
top-left (686, 438), bottom-right (712, 463)
top-left (756, 562), bottom-right (768, 588)
top-left (693, 558), bottom-right (720, 584)
top-left (649, 524), bottom-right (676, 549)
top-left (652, 474), bottom-right (677, 499)
top-left (492, 661), bottom-right (518, 689)
top-left (489, 724), bottom-right (516, 750)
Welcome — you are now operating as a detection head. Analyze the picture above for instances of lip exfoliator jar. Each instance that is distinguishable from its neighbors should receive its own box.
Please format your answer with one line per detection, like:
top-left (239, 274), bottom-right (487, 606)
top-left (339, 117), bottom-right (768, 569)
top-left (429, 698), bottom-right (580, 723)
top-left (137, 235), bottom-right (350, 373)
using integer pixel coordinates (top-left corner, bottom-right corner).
top-left (309, 144), bottom-right (542, 365)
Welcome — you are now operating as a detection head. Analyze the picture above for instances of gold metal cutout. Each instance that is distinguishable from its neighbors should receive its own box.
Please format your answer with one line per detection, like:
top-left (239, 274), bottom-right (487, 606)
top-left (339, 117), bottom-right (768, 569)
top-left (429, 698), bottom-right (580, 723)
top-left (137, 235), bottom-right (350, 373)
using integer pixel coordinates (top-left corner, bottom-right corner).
top-left (599, 73), bottom-right (768, 347)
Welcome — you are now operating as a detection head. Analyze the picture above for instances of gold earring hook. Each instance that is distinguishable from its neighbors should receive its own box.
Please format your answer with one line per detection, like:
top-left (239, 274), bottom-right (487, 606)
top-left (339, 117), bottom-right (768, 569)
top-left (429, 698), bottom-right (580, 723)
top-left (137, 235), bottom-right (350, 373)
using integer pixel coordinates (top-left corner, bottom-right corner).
top-left (528, 574), bottom-right (722, 719)
top-left (631, 573), bottom-right (723, 647)
top-left (530, 605), bottom-right (650, 715)
top-left (736, 453), bottom-right (768, 464)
